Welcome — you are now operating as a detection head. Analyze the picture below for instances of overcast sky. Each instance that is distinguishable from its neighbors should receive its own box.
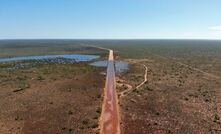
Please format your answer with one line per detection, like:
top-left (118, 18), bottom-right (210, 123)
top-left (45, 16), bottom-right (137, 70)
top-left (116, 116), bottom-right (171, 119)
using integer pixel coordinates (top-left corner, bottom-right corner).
top-left (0, 0), bottom-right (221, 39)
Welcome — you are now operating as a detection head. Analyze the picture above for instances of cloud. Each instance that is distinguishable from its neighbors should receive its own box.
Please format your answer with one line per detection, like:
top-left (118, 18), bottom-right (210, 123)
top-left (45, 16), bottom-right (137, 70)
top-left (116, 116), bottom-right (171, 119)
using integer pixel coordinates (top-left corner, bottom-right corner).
top-left (208, 26), bottom-right (221, 31)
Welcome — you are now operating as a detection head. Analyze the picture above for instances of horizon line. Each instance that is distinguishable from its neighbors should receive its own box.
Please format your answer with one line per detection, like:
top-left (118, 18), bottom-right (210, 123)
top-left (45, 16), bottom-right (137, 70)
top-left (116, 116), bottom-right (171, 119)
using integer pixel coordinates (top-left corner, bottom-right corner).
top-left (1, 38), bottom-right (221, 41)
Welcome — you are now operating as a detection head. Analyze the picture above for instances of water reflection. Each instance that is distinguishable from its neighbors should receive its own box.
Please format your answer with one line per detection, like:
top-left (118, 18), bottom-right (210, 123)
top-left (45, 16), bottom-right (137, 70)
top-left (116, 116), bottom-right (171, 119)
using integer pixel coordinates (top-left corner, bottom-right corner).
top-left (0, 54), bottom-right (99, 63)
top-left (90, 60), bottom-right (129, 73)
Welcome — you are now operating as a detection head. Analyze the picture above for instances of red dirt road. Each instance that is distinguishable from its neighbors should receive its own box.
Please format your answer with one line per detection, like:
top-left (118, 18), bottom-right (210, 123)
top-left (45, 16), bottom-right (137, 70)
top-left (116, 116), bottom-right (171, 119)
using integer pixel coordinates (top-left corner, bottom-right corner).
top-left (100, 49), bottom-right (120, 134)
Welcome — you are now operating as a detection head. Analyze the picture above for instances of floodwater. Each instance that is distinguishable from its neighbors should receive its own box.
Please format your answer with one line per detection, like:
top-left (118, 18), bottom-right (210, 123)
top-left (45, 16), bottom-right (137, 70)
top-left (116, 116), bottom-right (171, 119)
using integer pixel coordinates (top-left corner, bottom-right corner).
top-left (0, 54), bottom-right (99, 63)
top-left (90, 60), bottom-right (129, 73)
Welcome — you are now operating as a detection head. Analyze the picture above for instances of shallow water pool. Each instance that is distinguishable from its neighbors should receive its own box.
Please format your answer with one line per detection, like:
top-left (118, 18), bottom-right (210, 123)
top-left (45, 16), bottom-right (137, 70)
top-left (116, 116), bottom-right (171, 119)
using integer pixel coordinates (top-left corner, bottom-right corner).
top-left (0, 54), bottom-right (99, 63)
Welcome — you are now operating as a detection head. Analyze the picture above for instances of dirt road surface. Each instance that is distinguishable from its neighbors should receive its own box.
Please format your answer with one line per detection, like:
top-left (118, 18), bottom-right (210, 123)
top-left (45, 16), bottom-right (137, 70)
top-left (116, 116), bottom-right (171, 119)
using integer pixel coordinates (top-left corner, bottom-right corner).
top-left (100, 49), bottom-right (120, 134)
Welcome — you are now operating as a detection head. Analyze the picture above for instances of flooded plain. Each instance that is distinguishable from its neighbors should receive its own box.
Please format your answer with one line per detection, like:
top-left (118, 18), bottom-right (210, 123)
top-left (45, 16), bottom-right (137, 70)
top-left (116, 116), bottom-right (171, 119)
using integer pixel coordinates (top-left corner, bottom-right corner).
top-left (0, 54), bottom-right (99, 63)
top-left (90, 60), bottom-right (129, 73)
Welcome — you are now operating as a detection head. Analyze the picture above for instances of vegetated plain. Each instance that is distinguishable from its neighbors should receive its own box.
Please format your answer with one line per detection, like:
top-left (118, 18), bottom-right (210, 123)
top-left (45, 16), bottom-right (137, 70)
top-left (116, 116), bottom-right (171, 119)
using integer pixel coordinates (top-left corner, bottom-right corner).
top-left (88, 39), bottom-right (221, 134)
top-left (0, 40), bottom-right (107, 58)
top-left (1, 39), bottom-right (221, 134)
top-left (0, 40), bottom-right (107, 134)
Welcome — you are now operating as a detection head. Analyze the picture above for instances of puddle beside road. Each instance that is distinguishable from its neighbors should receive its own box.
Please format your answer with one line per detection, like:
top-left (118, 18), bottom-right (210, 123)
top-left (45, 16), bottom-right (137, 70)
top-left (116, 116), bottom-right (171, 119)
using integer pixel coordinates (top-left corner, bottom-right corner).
top-left (90, 60), bottom-right (129, 73)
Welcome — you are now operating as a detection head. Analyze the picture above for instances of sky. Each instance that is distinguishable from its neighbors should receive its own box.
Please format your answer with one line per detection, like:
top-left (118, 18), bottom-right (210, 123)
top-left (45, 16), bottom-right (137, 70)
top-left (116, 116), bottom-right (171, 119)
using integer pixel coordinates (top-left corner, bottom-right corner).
top-left (0, 0), bottom-right (221, 39)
